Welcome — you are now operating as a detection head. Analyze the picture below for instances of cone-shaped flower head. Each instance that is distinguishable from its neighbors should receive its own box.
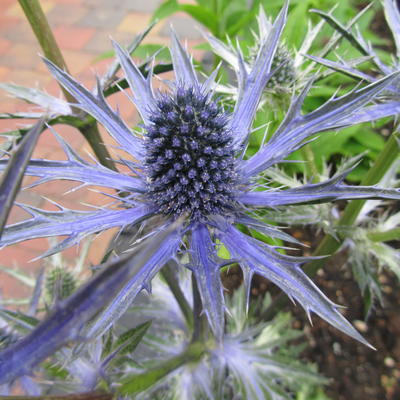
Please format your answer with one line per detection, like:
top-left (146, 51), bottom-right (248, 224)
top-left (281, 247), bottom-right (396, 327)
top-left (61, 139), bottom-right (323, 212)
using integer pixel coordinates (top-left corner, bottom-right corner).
top-left (144, 86), bottom-right (237, 220)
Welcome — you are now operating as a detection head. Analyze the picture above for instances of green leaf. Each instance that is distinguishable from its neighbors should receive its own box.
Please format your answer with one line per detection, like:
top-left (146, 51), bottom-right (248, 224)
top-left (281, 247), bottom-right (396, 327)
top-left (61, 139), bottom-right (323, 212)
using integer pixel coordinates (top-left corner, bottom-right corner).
top-left (119, 342), bottom-right (204, 395)
top-left (101, 328), bottom-right (114, 359)
top-left (151, 0), bottom-right (179, 22)
top-left (179, 4), bottom-right (219, 34)
top-left (113, 321), bottom-right (151, 357)
top-left (133, 44), bottom-right (171, 62)
top-left (283, 1), bottom-right (309, 47)
top-left (354, 129), bottom-right (385, 152)
top-left (226, 0), bottom-right (260, 36)
top-left (94, 49), bottom-right (114, 62)
top-left (0, 309), bottom-right (39, 332)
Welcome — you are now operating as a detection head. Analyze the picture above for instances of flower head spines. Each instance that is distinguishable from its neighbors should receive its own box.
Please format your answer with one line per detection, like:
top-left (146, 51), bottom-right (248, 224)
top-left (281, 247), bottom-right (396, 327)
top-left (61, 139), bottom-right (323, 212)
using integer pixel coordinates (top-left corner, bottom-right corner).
top-left (144, 87), bottom-right (237, 219)
top-left (265, 45), bottom-right (296, 88)
top-left (46, 267), bottom-right (77, 302)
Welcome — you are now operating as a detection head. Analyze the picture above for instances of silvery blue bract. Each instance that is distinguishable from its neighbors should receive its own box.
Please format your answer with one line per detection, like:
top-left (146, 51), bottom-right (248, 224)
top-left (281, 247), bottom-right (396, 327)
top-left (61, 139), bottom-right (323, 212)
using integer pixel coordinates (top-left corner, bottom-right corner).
top-left (2, 1), bottom-right (400, 352)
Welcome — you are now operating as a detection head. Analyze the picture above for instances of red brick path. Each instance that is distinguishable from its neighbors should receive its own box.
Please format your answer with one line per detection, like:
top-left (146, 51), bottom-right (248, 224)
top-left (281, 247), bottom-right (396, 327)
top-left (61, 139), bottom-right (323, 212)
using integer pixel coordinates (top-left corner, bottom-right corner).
top-left (0, 0), bottom-right (202, 299)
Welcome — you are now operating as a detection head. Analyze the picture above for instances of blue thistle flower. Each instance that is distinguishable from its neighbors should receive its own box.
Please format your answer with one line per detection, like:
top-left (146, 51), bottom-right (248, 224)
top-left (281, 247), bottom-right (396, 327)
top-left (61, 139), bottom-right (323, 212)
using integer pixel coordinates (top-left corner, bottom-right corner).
top-left (2, 2), bottom-right (400, 347)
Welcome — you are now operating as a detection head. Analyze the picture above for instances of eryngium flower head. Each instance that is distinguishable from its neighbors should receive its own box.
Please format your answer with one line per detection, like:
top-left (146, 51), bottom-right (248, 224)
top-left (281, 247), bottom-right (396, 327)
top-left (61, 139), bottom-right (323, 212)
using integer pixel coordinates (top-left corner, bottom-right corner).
top-left (126, 278), bottom-right (326, 400)
top-left (144, 87), bottom-right (237, 219)
top-left (203, 6), bottom-right (324, 104)
top-left (1, 1), bottom-right (400, 347)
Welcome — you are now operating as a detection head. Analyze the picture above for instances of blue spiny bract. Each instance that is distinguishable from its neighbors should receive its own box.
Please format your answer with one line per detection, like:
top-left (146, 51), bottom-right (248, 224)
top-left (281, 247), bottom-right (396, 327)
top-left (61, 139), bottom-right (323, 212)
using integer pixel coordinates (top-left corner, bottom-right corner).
top-left (2, 2), bottom-right (400, 364)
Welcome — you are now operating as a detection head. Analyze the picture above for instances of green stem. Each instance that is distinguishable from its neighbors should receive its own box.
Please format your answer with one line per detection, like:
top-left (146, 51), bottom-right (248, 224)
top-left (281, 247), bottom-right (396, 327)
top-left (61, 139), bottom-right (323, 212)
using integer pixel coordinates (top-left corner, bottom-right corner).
top-left (261, 132), bottom-right (400, 321)
top-left (18, 0), bottom-right (74, 104)
top-left (367, 226), bottom-right (400, 242)
top-left (161, 262), bottom-right (194, 330)
top-left (301, 144), bottom-right (319, 182)
top-left (119, 342), bottom-right (205, 395)
top-left (18, 0), bottom-right (116, 171)
top-left (191, 274), bottom-right (209, 342)
top-left (79, 121), bottom-right (117, 171)
top-left (307, 132), bottom-right (400, 274)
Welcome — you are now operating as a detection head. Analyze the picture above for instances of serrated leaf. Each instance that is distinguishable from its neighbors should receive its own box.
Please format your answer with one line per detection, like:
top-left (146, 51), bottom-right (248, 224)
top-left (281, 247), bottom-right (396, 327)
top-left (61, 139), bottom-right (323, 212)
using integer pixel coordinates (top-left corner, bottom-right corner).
top-left (0, 83), bottom-right (71, 114)
top-left (0, 221), bottom-right (182, 384)
top-left (0, 309), bottom-right (39, 332)
top-left (113, 321), bottom-right (151, 357)
top-left (0, 265), bottom-right (36, 287)
top-left (0, 119), bottom-right (43, 235)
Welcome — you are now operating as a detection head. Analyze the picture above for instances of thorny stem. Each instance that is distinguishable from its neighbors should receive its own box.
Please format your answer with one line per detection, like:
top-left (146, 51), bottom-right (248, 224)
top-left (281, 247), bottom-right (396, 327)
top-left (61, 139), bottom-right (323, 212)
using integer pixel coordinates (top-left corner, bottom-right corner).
top-left (119, 341), bottom-right (205, 395)
top-left (261, 131), bottom-right (400, 321)
top-left (18, 0), bottom-right (116, 171)
top-left (79, 120), bottom-right (117, 172)
top-left (191, 274), bottom-right (209, 342)
top-left (161, 262), bottom-right (194, 330)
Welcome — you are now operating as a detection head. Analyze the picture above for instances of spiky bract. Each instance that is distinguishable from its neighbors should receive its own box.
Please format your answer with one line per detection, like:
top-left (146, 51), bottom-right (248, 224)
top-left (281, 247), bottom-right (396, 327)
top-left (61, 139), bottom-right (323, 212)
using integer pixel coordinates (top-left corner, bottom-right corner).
top-left (2, 4), bottom-right (400, 376)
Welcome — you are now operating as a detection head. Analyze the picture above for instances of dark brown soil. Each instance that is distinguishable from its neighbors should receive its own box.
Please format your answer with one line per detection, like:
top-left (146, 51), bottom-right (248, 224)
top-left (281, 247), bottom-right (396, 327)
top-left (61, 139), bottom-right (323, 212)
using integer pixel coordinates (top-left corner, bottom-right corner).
top-left (297, 256), bottom-right (400, 400)
top-left (222, 232), bottom-right (400, 400)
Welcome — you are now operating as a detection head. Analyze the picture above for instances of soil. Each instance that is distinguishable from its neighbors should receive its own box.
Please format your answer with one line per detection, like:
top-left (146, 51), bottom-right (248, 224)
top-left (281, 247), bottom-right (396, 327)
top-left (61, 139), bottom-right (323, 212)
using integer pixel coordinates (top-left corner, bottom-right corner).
top-left (221, 228), bottom-right (400, 400)
top-left (298, 259), bottom-right (400, 400)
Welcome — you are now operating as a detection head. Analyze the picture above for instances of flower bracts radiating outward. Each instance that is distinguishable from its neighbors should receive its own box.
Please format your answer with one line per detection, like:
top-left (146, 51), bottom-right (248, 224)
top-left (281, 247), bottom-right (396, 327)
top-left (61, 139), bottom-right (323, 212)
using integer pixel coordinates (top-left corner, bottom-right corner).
top-left (2, 1), bottom-right (400, 348)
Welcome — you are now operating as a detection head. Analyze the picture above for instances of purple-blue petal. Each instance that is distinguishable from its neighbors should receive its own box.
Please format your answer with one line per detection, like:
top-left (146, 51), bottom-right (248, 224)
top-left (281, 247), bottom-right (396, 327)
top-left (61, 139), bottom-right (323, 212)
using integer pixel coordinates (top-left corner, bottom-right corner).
top-left (230, 1), bottom-right (288, 149)
top-left (0, 120), bottom-right (43, 236)
top-left (241, 71), bottom-right (400, 177)
top-left (112, 40), bottom-right (157, 124)
top-left (384, 0), bottom-right (400, 58)
top-left (0, 205), bottom-right (153, 257)
top-left (170, 29), bottom-right (199, 88)
top-left (0, 222), bottom-right (180, 384)
top-left (42, 58), bottom-right (143, 160)
top-left (190, 223), bottom-right (225, 340)
top-left (86, 226), bottom-right (182, 337)
top-left (239, 169), bottom-right (400, 207)
top-left (218, 224), bottom-right (372, 347)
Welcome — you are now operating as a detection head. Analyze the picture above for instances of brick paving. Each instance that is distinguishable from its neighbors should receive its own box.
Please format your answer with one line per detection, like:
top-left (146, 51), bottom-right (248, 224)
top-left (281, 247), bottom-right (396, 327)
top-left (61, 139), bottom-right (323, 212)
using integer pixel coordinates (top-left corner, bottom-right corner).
top-left (0, 0), bottom-right (202, 299)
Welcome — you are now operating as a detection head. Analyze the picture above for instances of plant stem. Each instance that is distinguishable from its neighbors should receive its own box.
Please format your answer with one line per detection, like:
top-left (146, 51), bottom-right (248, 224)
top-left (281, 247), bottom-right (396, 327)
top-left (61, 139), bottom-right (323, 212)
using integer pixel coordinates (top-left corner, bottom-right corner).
top-left (191, 274), bottom-right (209, 342)
top-left (307, 132), bottom-right (399, 274)
top-left (18, 0), bottom-right (74, 104)
top-left (261, 132), bottom-right (400, 320)
top-left (18, 0), bottom-right (116, 171)
top-left (79, 120), bottom-right (117, 171)
top-left (119, 341), bottom-right (205, 395)
top-left (301, 144), bottom-right (320, 182)
top-left (161, 262), bottom-right (194, 330)
top-left (367, 226), bottom-right (400, 242)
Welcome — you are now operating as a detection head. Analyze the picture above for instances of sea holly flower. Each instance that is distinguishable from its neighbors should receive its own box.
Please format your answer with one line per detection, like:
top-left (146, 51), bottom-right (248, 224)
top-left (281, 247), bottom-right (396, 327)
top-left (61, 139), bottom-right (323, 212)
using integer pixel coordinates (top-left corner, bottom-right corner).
top-left (203, 6), bottom-right (324, 106)
top-left (2, 2), bottom-right (400, 346)
top-left (125, 277), bottom-right (326, 400)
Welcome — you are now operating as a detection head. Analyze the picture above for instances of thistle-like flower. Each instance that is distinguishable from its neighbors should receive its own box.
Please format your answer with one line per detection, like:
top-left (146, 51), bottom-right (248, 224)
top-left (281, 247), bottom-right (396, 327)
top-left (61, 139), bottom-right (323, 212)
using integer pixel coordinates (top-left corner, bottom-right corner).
top-left (2, 2), bottom-right (400, 347)
top-left (126, 277), bottom-right (326, 400)
top-left (204, 7), bottom-right (323, 106)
